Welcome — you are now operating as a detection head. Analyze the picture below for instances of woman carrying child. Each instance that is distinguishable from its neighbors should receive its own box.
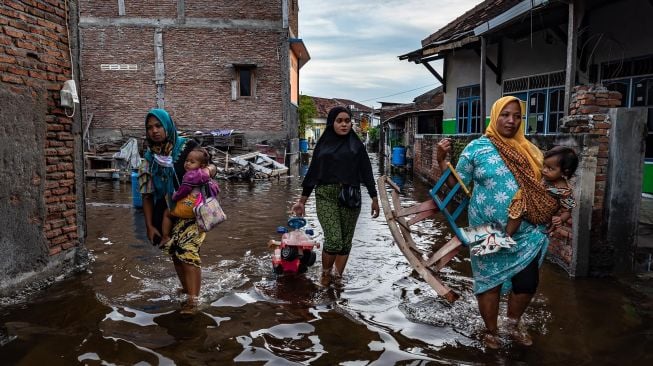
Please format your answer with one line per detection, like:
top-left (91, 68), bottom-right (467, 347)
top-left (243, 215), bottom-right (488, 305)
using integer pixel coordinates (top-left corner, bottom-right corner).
top-left (138, 108), bottom-right (217, 315)
top-left (504, 145), bottom-right (578, 237)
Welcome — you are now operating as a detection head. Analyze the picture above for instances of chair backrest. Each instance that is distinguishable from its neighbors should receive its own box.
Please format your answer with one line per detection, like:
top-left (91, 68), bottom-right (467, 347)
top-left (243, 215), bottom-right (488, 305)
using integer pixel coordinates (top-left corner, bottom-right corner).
top-left (428, 162), bottom-right (472, 245)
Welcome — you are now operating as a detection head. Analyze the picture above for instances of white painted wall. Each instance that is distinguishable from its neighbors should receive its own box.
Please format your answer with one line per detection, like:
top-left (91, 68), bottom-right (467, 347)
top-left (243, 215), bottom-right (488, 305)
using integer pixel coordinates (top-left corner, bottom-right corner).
top-left (501, 30), bottom-right (567, 80)
top-left (443, 47), bottom-right (501, 120)
top-left (443, 28), bottom-right (567, 120)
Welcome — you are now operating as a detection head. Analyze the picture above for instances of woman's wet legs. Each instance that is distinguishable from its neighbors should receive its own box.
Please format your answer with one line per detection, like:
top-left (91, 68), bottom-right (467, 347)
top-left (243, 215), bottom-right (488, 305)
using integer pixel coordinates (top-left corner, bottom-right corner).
top-left (173, 259), bottom-right (187, 293)
top-left (321, 251), bottom-right (336, 286)
top-left (476, 285), bottom-right (501, 333)
top-left (507, 292), bottom-right (534, 320)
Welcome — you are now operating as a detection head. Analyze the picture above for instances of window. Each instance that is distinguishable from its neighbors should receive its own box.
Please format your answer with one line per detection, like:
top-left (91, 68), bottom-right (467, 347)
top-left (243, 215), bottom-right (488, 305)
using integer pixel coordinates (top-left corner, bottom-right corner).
top-left (601, 55), bottom-right (653, 108)
top-left (417, 114), bottom-right (441, 134)
top-left (503, 71), bottom-right (566, 135)
top-left (456, 85), bottom-right (481, 133)
top-left (232, 64), bottom-right (256, 99)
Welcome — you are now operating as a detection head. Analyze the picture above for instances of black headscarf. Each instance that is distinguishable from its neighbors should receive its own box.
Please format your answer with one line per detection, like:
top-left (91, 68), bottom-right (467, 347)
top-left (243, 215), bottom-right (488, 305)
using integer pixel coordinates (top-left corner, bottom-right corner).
top-left (302, 106), bottom-right (367, 189)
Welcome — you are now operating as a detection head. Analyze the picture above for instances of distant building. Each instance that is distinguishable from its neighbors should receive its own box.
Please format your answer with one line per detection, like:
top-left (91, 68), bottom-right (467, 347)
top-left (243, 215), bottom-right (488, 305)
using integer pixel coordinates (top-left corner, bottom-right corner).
top-left (306, 96), bottom-right (374, 141)
top-left (378, 87), bottom-right (444, 168)
top-left (79, 1), bottom-right (309, 156)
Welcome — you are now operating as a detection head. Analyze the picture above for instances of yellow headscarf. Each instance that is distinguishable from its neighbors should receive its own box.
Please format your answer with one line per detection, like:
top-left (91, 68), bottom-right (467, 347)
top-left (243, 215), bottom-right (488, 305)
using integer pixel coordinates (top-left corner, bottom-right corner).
top-left (485, 96), bottom-right (543, 180)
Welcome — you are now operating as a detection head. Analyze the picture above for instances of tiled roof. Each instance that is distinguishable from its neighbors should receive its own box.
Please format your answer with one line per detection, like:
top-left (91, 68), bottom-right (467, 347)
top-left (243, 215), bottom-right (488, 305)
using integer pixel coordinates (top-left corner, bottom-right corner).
top-left (307, 96), bottom-right (372, 118)
top-left (421, 0), bottom-right (522, 46)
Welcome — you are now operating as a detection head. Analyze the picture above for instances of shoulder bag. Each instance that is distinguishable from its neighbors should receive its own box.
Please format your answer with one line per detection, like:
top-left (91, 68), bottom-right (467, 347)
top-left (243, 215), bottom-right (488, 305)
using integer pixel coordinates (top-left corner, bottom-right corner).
top-left (194, 183), bottom-right (226, 232)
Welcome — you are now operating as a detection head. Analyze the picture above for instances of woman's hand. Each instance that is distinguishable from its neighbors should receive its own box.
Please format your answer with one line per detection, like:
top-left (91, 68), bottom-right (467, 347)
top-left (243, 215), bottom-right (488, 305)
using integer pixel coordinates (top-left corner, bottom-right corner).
top-left (204, 164), bottom-right (217, 178)
top-left (146, 224), bottom-right (162, 245)
top-left (436, 139), bottom-right (452, 167)
top-left (371, 197), bottom-right (380, 218)
top-left (291, 197), bottom-right (307, 217)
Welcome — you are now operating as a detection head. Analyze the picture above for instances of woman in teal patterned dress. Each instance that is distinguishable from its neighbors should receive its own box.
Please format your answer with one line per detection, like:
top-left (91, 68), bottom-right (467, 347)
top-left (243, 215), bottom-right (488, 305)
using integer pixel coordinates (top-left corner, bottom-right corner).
top-left (437, 96), bottom-right (558, 348)
top-left (291, 106), bottom-right (380, 287)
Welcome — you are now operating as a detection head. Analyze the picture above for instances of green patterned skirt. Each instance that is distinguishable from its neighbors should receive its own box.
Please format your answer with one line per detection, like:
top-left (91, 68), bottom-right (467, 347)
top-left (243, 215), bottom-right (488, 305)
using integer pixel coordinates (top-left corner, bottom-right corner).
top-left (315, 184), bottom-right (361, 255)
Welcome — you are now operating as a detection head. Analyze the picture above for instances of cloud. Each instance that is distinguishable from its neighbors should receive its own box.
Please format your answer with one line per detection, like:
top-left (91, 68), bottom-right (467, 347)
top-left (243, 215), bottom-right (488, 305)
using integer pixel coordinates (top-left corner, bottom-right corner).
top-left (299, 0), bottom-right (482, 107)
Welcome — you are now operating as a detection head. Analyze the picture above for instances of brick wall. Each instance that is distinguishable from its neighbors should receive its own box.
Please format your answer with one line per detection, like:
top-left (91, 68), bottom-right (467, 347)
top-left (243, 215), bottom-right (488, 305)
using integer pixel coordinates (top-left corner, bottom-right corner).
top-left (560, 84), bottom-right (622, 273)
top-left (1, 0), bottom-right (83, 292)
top-left (79, 0), bottom-right (292, 147)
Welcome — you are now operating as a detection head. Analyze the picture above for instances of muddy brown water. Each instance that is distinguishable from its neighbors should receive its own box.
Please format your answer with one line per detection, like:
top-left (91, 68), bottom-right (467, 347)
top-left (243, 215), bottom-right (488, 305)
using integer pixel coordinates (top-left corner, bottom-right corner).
top-left (1, 156), bottom-right (651, 365)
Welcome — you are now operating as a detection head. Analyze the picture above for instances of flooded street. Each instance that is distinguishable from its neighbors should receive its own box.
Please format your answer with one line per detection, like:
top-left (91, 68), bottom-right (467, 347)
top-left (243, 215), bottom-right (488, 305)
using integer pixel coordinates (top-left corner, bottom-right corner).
top-left (1, 156), bottom-right (652, 365)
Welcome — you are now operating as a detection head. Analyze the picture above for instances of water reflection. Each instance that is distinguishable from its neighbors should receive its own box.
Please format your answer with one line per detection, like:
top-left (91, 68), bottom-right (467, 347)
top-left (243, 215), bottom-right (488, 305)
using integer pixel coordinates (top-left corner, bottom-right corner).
top-left (0, 156), bottom-right (652, 364)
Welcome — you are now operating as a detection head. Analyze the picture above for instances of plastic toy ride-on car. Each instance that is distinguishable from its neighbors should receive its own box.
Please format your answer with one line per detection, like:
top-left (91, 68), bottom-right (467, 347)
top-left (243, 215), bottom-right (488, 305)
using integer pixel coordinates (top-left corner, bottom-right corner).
top-left (267, 217), bottom-right (319, 275)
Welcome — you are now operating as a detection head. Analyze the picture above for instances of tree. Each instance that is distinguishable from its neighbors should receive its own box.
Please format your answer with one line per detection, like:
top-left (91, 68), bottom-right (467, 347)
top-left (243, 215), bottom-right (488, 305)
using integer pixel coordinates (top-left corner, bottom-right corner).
top-left (298, 95), bottom-right (317, 138)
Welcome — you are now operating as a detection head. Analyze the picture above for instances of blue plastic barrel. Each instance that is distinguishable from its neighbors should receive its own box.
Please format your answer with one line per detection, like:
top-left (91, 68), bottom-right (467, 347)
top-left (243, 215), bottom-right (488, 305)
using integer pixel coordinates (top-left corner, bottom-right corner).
top-left (391, 146), bottom-right (406, 166)
top-left (299, 138), bottom-right (309, 153)
top-left (131, 170), bottom-right (142, 208)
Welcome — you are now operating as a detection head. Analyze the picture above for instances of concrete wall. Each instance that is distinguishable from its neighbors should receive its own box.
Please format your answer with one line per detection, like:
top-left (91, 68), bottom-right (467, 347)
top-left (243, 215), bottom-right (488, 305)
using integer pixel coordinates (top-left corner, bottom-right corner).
top-left (501, 29), bottom-right (567, 81)
top-left (0, 0), bottom-right (86, 296)
top-left (588, 0), bottom-right (653, 64)
top-left (442, 28), bottom-right (567, 122)
top-left (443, 48), bottom-right (501, 121)
top-left (79, 0), bottom-right (294, 150)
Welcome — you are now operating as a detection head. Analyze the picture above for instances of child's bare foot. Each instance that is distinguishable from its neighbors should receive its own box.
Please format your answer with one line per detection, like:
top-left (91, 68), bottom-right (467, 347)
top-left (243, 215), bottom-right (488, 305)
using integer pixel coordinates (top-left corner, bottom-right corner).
top-left (159, 236), bottom-right (172, 249)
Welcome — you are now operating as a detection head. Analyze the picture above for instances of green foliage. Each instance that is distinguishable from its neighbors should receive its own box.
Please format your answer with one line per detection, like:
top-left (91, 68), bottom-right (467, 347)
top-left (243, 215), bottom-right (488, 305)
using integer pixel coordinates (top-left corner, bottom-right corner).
top-left (367, 126), bottom-right (380, 142)
top-left (450, 139), bottom-right (467, 166)
top-left (298, 95), bottom-right (317, 138)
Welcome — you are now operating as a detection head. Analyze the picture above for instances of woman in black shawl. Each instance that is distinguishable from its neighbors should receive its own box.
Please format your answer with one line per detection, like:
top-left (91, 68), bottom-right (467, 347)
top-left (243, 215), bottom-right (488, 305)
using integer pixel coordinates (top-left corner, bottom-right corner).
top-left (291, 106), bottom-right (379, 286)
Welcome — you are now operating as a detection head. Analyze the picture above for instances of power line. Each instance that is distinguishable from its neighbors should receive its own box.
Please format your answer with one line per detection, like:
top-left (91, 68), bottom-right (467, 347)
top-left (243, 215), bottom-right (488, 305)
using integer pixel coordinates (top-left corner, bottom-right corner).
top-left (357, 83), bottom-right (439, 103)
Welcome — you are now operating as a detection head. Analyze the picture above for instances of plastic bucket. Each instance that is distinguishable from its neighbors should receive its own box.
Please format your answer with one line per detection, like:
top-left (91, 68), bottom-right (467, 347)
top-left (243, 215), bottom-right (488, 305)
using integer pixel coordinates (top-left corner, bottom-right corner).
top-left (299, 139), bottom-right (309, 153)
top-left (391, 146), bottom-right (406, 166)
top-left (131, 170), bottom-right (143, 208)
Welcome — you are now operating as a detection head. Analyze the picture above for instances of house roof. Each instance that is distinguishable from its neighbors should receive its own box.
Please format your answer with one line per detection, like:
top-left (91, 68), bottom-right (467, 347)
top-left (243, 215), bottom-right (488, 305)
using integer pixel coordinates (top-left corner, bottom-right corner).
top-left (308, 96), bottom-right (372, 118)
top-left (421, 0), bottom-right (522, 47)
top-left (400, 0), bottom-right (557, 61)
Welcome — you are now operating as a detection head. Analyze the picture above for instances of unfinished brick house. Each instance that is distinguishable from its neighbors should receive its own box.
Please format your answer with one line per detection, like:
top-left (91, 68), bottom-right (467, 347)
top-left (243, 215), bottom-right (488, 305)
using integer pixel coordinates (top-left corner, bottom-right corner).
top-left (1, 0), bottom-right (86, 295)
top-left (79, 0), bottom-right (309, 156)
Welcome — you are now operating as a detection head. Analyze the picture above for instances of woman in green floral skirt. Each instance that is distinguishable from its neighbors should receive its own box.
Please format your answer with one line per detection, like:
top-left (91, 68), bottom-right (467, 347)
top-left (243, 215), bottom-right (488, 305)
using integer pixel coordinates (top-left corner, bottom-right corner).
top-left (292, 106), bottom-right (379, 286)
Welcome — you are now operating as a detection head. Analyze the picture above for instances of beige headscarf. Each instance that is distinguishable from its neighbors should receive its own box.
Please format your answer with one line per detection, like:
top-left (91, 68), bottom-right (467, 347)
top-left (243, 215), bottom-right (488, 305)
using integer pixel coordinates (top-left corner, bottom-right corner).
top-left (485, 96), bottom-right (543, 180)
top-left (485, 96), bottom-right (557, 224)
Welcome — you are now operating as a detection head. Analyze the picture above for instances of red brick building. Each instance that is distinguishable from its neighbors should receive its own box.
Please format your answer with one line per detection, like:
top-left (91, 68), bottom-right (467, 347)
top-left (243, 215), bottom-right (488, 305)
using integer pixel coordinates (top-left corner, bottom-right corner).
top-left (79, 0), bottom-right (309, 153)
top-left (1, 0), bottom-right (86, 295)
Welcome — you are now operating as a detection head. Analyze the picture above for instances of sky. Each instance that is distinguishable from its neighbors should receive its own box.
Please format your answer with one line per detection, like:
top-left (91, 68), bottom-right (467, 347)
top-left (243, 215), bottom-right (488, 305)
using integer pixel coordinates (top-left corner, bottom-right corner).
top-left (298, 0), bottom-right (482, 108)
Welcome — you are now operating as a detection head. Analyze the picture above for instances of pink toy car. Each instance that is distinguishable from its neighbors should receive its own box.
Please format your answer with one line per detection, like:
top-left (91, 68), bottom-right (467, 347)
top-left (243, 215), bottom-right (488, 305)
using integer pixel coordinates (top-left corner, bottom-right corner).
top-left (267, 217), bottom-right (319, 275)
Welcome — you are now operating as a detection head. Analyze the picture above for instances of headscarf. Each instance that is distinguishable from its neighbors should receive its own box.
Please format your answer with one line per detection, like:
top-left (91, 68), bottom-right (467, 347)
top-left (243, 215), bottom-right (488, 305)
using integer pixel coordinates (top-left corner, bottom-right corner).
top-left (143, 109), bottom-right (187, 204)
top-left (485, 96), bottom-right (557, 225)
top-left (302, 106), bottom-right (365, 188)
top-left (485, 96), bottom-right (543, 179)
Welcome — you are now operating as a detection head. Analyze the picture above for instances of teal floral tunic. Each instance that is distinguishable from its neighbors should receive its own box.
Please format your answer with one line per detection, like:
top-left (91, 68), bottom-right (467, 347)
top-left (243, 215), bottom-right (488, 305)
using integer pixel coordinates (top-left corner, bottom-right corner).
top-left (455, 136), bottom-right (549, 294)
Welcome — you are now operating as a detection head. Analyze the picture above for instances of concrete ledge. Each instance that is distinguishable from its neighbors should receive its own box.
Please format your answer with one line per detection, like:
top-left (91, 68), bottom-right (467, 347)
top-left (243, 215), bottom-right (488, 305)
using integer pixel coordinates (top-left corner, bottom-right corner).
top-left (0, 247), bottom-right (89, 299)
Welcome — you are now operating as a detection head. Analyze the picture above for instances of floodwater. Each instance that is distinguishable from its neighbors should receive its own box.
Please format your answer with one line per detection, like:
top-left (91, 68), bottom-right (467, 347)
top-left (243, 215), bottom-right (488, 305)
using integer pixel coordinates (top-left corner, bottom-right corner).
top-left (1, 156), bottom-right (652, 365)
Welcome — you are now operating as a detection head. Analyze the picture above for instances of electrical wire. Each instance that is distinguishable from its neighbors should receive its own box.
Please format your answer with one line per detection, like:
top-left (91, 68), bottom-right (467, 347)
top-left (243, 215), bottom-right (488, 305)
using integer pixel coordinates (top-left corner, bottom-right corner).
top-left (64, 0), bottom-right (76, 118)
top-left (357, 83), bottom-right (439, 103)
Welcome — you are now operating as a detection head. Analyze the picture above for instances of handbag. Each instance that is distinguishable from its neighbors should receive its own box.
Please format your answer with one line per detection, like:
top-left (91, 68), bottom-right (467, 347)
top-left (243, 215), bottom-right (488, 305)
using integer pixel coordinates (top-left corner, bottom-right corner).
top-left (193, 183), bottom-right (226, 232)
top-left (338, 184), bottom-right (362, 208)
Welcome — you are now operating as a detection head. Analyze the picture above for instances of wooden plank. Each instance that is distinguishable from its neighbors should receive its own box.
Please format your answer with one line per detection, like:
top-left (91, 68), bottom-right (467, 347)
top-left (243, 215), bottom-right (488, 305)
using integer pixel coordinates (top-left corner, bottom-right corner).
top-left (377, 176), bottom-right (459, 302)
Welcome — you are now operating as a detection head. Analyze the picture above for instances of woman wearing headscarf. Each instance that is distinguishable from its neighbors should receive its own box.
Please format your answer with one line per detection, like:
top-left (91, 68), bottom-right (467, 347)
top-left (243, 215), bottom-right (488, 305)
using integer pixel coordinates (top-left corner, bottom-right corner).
top-left (291, 106), bottom-right (380, 286)
top-left (436, 96), bottom-right (558, 349)
top-left (138, 108), bottom-right (216, 315)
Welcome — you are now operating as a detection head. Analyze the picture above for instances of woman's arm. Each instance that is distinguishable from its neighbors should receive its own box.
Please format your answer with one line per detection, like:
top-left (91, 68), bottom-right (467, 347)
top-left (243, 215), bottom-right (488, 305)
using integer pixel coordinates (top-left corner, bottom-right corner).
top-left (359, 152), bottom-right (380, 218)
top-left (142, 194), bottom-right (160, 244)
